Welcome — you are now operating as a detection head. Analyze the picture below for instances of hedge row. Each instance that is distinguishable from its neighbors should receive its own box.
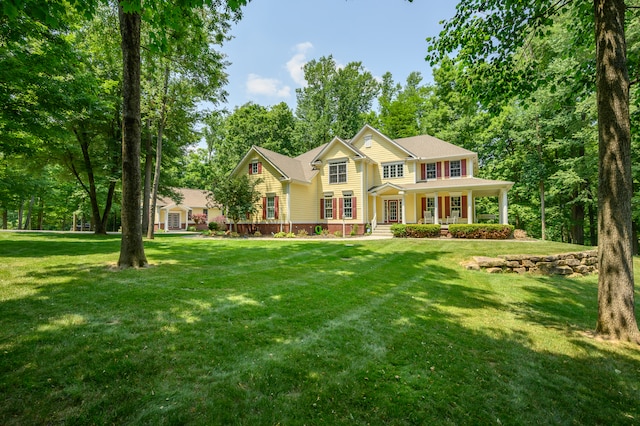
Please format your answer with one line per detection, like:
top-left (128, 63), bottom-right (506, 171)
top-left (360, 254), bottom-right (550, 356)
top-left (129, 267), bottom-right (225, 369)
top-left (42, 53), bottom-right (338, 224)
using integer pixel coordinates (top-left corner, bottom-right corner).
top-left (448, 224), bottom-right (514, 239)
top-left (390, 224), bottom-right (441, 238)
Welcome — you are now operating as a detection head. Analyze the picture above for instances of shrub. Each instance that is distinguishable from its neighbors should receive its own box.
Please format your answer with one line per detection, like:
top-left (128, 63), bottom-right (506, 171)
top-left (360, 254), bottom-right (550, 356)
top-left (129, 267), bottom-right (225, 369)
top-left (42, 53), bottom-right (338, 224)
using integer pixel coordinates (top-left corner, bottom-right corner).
top-left (192, 213), bottom-right (208, 225)
top-left (321, 229), bottom-right (331, 237)
top-left (334, 231), bottom-right (343, 238)
top-left (254, 230), bottom-right (262, 237)
top-left (350, 224), bottom-right (359, 236)
top-left (273, 231), bottom-right (287, 238)
top-left (391, 224), bottom-right (440, 238)
top-left (187, 226), bottom-right (197, 232)
top-left (297, 228), bottom-right (309, 237)
top-left (448, 224), bottom-right (514, 239)
top-left (390, 224), bottom-right (407, 237)
top-left (208, 221), bottom-right (219, 231)
top-left (286, 232), bottom-right (296, 238)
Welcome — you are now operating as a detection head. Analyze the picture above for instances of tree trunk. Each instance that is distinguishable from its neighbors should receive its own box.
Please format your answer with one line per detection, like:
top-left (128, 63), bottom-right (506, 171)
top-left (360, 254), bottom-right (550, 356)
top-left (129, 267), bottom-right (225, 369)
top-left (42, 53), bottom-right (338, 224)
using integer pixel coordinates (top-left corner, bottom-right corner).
top-left (594, 0), bottom-right (640, 343)
top-left (23, 195), bottom-right (34, 230)
top-left (2, 208), bottom-right (7, 229)
top-left (118, 3), bottom-right (148, 268)
top-left (571, 200), bottom-right (585, 246)
top-left (142, 118), bottom-right (153, 235)
top-left (75, 130), bottom-right (107, 235)
top-left (147, 64), bottom-right (170, 240)
top-left (632, 222), bottom-right (639, 256)
top-left (539, 180), bottom-right (546, 241)
top-left (588, 189), bottom-right (597, 246)
top-left (17, 200), bottom-right (23, 230)
top-left (37, 197), bottom-right (44, 230)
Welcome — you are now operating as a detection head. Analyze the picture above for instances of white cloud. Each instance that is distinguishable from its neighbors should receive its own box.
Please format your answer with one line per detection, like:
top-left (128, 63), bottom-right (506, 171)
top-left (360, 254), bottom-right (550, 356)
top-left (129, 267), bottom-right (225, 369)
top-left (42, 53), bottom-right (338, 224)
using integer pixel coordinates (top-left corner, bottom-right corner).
top-left (286, 42), bottom-right (313, 86)
top-left (246, 73), bottom-right (291, 99)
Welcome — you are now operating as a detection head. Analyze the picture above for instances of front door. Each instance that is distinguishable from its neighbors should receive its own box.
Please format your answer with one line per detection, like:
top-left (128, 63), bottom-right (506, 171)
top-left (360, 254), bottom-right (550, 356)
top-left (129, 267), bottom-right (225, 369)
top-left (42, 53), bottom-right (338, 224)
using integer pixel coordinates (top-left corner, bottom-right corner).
top-left (168, 212), bottom-right (180, 230)
top-left (385, 200), bottom-right (401, 223)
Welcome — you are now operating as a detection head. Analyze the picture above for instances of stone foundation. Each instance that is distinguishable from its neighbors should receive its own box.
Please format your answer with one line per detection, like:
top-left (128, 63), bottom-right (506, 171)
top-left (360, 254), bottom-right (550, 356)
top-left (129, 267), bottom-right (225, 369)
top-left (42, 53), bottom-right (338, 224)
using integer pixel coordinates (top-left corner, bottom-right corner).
top-left (464, 250), bottom-right (598, 277)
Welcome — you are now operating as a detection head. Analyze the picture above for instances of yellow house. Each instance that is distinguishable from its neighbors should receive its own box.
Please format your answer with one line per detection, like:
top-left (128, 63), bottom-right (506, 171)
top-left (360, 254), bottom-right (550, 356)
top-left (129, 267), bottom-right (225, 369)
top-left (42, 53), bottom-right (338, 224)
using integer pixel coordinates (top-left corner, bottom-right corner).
top-left (153, 188), bottom-right (222, 231)
top-left (229, 124), bottom-right (513, 235)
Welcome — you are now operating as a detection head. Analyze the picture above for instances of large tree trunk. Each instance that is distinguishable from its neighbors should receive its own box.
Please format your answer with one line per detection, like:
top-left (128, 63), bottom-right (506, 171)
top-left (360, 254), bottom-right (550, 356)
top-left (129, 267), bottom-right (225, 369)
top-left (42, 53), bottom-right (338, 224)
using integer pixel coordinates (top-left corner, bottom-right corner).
top-left (594, 0), bottom-right (640, 343)
top-left (118, 3), bottom-right (148, 268)
top-left (2, 208), bottom-right (8, 229)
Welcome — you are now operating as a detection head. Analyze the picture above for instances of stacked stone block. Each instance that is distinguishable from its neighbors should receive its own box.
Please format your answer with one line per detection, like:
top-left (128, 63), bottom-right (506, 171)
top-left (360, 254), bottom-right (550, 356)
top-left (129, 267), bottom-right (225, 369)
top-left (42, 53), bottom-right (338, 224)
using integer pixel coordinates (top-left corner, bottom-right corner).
top-left (466, 250), bottom-right (598, 276)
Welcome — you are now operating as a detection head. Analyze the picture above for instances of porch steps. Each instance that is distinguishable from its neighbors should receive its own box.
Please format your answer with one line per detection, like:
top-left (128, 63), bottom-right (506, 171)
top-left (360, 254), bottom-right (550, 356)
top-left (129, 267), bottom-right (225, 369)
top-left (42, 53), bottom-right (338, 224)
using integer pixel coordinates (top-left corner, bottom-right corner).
top-left (371, 224), bottom-right (393, 237)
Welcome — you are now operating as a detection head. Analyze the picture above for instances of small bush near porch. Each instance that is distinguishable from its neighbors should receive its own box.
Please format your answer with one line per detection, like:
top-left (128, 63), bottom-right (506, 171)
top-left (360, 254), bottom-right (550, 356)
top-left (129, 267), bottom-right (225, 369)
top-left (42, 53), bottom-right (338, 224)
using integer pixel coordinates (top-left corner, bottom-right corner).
top-left (449, 223), bottom-right (515, 239)
top-left (390, 223), bottom-right (441, 238)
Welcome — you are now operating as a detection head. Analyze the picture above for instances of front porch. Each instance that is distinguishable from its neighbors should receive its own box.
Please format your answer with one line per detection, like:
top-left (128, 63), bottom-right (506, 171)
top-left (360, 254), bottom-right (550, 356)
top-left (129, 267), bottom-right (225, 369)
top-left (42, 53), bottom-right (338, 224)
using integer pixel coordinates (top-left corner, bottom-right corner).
top-left (367, 178), bottom-right (513, 230)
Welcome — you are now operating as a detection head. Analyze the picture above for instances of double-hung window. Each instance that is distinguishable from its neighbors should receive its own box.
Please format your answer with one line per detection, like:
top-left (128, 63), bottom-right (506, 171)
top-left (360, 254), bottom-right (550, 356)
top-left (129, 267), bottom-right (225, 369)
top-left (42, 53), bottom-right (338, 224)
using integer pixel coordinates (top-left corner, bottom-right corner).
top-left (383, 162), bottom-right (404, 179)
top-left (426, 163), bottom-right (436, 179)
top-left (451, 196), bottom-right (462, 216)
top-left (343, 197), bottom-right (353, 219)
top-left (324, 198), bottom-right (334, 219)
top-left (266, 196), bottom-right (276, 219)
top-left (450, 160), bottom-right (461, 178)
top-left (329, 161), bottom-right (347, 184)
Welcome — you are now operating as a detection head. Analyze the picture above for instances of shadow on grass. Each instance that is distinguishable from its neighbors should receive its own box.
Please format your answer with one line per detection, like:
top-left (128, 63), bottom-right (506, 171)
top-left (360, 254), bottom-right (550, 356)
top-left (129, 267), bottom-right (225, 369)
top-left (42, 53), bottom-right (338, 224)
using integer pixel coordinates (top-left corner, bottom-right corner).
top-left (1, 235), bottom-right (640, 424)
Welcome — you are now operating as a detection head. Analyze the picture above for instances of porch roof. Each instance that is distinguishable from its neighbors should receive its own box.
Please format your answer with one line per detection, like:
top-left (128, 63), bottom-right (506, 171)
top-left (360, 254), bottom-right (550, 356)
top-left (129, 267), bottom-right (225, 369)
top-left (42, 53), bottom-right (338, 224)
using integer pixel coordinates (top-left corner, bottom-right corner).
top-left (369, 177), bottom-right (514, 197)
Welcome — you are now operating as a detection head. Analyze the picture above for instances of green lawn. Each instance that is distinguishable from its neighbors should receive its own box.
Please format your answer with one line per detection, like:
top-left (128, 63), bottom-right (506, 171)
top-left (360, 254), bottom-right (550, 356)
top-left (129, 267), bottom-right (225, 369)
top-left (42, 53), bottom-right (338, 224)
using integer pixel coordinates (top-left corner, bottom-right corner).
top-left (1, 232), bottom-right (639, 425)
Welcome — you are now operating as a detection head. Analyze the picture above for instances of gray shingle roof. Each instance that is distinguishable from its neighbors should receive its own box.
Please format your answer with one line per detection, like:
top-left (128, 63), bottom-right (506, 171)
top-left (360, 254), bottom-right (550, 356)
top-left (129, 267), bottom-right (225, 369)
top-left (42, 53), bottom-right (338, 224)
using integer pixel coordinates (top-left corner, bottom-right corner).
top-left (394, 134), bottom-right (476, 159)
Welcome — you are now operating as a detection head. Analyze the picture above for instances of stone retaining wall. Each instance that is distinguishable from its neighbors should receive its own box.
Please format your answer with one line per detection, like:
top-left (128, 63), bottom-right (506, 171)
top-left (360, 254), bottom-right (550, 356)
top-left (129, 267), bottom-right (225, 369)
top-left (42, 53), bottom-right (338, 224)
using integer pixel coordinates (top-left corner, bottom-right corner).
top-left (465, 250), bottom-right (598, 276)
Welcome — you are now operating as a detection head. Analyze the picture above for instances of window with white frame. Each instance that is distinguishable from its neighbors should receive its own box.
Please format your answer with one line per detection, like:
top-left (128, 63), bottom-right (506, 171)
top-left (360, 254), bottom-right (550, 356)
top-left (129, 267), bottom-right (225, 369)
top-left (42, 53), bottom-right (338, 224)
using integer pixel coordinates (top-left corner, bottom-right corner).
top-left (383, 162), bottom-right (404, 179)
top-left (343, 197), bottom-right (353, 219)
top-left (427, 197), bottom-right (436, 215)
top-left (324, 198), bottom-right (334, 219)
top-left (450, 160), bottom-right (461, 178)
top-left (426, 163), bottom-right (436, 179)
top-left (250, 161), bottom-right (260, 175)
top-left (451, 196), bottom-right (462, 215)
top-left (266, 196), bottom-right (276, 219)
top-left (329, 161), bottom-right (347, 184)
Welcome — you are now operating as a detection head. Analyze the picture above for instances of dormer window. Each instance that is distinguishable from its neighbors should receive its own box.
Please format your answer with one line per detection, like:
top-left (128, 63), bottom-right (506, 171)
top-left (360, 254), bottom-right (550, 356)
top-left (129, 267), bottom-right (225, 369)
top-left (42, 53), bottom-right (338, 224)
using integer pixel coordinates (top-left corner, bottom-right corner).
top-left (383, 162), bottom-right (404, 179)
top-left (450, 160), bottom-right (461, 178)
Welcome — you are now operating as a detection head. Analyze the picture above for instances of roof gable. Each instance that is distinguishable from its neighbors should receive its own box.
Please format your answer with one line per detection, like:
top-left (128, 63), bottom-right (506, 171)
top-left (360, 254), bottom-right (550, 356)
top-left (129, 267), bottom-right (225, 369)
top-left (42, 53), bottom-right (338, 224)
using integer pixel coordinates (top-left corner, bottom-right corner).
top-left (311, 136), bottom-right (365, 164)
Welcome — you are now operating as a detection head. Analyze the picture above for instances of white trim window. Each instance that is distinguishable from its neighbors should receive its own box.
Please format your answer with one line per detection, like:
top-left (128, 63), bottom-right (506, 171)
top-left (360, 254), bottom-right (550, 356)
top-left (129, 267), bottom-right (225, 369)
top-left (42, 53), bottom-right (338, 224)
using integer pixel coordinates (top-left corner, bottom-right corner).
top-left (250, 161), bottom-right (260, 175)
top-left (427, 197), bottom-right (436, 215)
top-left (383, 162), bottom-right (404, 179)
top-left (426, 163), bottom-right (437, 179)
top-left (450, 160), bottom-right (461, 178)
top-left (343, 197), bottom-right (353, 219)
top-left (329, 161), bottom-right (347, 184)
top-left (451, 196), bottom-right (462, 215)
top-left (324, 198), bottom-right (334, 219)
top-left (266, 196), bottom-right (276, 220)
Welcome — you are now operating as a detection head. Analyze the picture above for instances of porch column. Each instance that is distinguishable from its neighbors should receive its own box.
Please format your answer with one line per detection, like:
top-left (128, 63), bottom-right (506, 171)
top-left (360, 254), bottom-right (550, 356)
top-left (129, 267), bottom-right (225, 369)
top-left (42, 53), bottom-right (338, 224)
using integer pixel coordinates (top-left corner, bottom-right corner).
top-left (433, 191), bottom-right (439, 224)
top-left (372, 194), bottom-right (378, 229)
top-left (400, 191), bottom-right (406, 224)
top-left (164, 209), bottom-right (169, 231)
top-left (500, 189), bottom-right (509, 224)
top-left (467, 190), bottom-right (473, 224)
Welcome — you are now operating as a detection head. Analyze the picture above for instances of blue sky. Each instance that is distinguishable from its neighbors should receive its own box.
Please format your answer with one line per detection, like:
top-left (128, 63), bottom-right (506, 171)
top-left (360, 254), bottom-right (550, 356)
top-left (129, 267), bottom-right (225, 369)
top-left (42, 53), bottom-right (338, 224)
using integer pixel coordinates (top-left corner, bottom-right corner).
top-left (219, 0), bottom-right (458, 111)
